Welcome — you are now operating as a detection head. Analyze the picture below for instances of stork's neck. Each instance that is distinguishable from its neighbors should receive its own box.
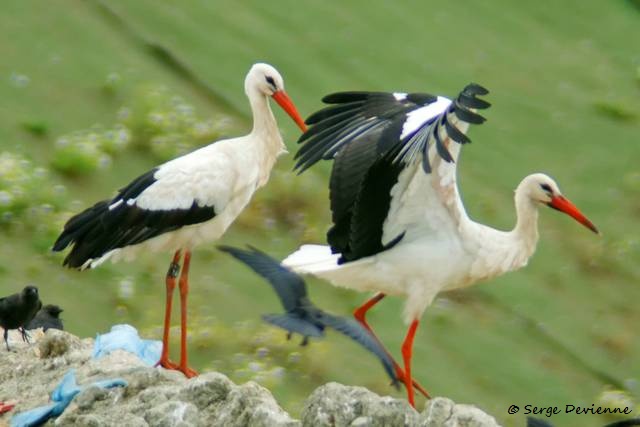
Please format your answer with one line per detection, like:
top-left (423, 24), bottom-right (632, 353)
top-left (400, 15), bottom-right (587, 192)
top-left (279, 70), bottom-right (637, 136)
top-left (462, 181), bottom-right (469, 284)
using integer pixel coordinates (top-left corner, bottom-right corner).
top-left (464, 180), bottom-right (542, 282)
top-left (246, 89), bottom-right (286, 185)
top-left (248, 91), bottom-right (284, 148)
top-left (510, 188), bottom-right (540, 260)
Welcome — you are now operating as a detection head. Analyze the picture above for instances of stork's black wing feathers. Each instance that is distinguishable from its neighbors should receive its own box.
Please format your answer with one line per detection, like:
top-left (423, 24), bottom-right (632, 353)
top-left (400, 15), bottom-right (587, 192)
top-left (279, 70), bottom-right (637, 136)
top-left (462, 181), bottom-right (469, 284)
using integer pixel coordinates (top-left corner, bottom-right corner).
top-left (53, 168), bottom-right (159, 252)
top-left (433, 125), bottom-right (454, 163)
top-left (53, 166), bottom-right (216, 269)
top-left (305, 101), bottom-right (365, 125)
top-left (294, 92), bottom-right (436, 173)
top-left (218, 246), bottom-right (307, 313)
top-left (54, 201), bottom-right (215, 268)
top-left (453, 101), bottom-right (486, 124)
top-left (322, 91), bottom-right (379, 104)
top-left (328, 130), bottom-right (383, 225)
top-left (117, 168), bottom-right (159, 200)
top-left (261, 313), bottom-right (324, 338)
top-left (295, 83), bottom-right (490, 264)
top-left (336, 157), bottom-right (404, 263)
top-left (319, 312), bottom-right (398, 386)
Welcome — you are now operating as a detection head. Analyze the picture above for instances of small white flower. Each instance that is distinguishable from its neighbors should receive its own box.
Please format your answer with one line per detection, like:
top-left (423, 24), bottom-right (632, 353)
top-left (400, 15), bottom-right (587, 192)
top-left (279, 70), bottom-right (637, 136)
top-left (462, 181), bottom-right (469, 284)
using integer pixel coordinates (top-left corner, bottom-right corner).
top-left (0, 191), bottom-right (12, 206)
top-left (10, 72), bottom-right (30, 88)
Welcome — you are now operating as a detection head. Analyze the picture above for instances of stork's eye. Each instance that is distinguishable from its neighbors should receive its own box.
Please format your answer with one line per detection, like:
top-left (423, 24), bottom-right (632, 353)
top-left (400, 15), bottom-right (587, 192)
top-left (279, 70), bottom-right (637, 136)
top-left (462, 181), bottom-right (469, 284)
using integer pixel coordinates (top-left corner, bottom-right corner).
top-left (265, 76), bottom-right (276, 88)
top-left (540, 183), bottom-right (552, 193)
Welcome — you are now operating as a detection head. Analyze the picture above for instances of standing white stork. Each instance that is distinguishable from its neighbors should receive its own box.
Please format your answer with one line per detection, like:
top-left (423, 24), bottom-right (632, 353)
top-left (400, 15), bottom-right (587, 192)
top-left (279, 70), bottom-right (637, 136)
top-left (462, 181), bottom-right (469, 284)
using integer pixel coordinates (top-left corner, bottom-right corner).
top-left (53, 63), bottom-right (307, 377)
top-left (283, 84), bottom-right (598, 406)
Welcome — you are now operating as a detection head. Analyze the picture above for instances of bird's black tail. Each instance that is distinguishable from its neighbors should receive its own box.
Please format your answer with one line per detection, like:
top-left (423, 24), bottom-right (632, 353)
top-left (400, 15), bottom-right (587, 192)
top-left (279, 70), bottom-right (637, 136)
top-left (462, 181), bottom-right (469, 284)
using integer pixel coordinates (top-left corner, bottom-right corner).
top-left (52, 200), bottom-right (110, 268)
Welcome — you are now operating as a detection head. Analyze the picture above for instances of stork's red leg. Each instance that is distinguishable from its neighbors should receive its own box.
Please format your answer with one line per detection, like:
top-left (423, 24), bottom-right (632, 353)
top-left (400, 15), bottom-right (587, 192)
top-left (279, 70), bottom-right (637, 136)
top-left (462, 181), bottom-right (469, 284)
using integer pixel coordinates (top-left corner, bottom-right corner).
top-left (401, 319), bottom-right (420, 408)
top-left (156, 250), bottom-right (181, 370)
top-left (353, 292), bottom-right (386, 333)
top-left (354, 293), bottom-right (430, 399)
top-left (177, 250), bottom-right (197, 378)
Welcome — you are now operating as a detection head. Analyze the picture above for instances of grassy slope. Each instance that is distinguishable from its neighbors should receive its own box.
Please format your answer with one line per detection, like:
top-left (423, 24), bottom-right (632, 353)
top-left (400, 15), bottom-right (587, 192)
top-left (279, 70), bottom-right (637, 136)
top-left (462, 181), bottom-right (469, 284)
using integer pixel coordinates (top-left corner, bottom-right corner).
top-left (1, 1), bottom-right (639, 425)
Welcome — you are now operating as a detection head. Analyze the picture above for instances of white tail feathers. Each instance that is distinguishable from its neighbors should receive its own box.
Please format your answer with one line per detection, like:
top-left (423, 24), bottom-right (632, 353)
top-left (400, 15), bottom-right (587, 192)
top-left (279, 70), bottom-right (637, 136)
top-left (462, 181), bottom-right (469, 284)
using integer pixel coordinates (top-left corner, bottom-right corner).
top-left (282, 244), bottom-right (340, 273)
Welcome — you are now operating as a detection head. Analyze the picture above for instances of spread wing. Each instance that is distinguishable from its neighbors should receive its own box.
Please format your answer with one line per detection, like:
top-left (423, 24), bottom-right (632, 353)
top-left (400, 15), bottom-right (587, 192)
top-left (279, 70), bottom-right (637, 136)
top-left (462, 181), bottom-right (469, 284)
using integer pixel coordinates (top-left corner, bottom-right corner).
top-left (295, 84), bottom-right (490, 262)
top-left (319, 312), bottom-right (398, 386)
top-left (219, 246), bottom-right (308, 313)
top-left (261, 313), bottom-right (324, 338)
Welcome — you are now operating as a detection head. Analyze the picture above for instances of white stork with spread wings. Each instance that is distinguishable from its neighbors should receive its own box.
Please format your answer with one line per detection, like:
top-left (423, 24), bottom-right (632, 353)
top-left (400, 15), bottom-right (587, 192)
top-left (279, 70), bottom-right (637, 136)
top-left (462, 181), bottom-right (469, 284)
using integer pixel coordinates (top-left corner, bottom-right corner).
top-left (283, 85), bottom-right (598, 406)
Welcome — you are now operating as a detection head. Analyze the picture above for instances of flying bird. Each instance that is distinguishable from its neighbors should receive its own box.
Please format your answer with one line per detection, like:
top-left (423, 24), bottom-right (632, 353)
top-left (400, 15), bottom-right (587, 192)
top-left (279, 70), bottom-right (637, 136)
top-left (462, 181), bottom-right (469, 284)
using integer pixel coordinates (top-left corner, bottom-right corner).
top-left (26, 304), bottom-right (64, 331)
top-left (219, 245), bottom-right (398, 385)
top-left (52, 63), bottom-right (307, 377)
top-left (0, 286), bottom-right (42, 351)
top-left (283, 84), bottom-right (598, 406)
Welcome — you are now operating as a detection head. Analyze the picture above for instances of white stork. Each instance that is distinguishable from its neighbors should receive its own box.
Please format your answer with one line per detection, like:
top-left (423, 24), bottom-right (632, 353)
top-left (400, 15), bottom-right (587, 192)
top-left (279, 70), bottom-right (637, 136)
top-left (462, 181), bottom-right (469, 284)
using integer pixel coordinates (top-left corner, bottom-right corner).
top-left (283, 85), bottom-right (598, 406)
top-left (53, 63), bottom-right (307, 377)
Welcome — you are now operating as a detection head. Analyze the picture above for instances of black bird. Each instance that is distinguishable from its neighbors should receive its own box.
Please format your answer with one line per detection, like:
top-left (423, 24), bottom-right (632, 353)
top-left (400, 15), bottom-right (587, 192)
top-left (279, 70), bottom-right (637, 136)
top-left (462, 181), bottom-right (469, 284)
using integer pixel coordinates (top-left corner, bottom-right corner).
top-left (26, 304), bottom-right (64, 331)
top-left (0, 286), bottom-right (42, 350)
top-left (218, 245), bottom-right (398, 386)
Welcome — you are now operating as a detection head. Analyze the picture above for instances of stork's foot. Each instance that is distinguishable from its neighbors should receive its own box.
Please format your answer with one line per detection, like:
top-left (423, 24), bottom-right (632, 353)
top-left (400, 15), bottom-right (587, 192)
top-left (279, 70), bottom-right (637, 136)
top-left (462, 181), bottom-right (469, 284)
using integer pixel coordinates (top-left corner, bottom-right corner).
top-left (393, 363), bottom-right (431, 399)
top-left (178, 365), bottom-right (198, 379)
top-left (156, 357), bottom-right (180, 371)
top-left (156, 356), bottom-right (198, 378)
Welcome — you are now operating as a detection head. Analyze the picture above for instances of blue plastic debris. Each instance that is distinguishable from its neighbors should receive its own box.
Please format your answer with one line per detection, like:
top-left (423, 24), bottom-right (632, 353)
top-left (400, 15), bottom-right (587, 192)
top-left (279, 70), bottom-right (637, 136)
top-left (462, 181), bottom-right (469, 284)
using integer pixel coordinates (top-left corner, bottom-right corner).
top-left (10, 370), bottom-right (126, 427)
top-left (92, 324), bottom-right (161, 366)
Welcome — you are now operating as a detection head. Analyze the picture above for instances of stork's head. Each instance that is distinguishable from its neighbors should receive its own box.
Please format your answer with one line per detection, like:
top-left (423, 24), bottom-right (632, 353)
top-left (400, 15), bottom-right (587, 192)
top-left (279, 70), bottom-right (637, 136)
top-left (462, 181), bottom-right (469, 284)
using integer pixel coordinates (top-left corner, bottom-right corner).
top-left (245, 63), bottom-right (307, 131)
top-left (519, 173), bottom-right (599, 234)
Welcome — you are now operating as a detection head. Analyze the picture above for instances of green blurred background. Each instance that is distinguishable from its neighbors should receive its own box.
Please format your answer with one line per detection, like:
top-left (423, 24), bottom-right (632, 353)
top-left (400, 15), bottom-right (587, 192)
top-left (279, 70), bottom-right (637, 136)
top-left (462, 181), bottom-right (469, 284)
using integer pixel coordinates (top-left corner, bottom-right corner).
top-left (0, 1), bottom-right (638, 425)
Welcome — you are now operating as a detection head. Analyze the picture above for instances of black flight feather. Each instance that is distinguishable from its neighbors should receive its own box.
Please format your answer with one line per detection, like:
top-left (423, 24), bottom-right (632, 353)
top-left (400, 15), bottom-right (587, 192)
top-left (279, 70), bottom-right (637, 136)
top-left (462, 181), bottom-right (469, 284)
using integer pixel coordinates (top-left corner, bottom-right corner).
top-left (53, 167), bottom-right (216, 269)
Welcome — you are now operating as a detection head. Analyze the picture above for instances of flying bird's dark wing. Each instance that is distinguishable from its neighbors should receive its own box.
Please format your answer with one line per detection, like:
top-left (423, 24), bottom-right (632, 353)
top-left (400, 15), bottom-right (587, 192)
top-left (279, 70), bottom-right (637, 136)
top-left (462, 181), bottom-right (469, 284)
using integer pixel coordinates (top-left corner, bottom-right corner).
top-left (219, 245), bottom-right (308, 312)
top-left (319, 312), bottom-right (398, 386)
top-left (261, 313), bottom-right (324, 338)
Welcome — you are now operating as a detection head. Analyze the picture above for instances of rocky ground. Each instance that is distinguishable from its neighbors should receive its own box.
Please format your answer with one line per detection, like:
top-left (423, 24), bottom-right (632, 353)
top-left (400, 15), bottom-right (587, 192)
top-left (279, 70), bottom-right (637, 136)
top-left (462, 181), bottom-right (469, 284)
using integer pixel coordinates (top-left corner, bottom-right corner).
top-left (0, 328), bottom-right (501, 427)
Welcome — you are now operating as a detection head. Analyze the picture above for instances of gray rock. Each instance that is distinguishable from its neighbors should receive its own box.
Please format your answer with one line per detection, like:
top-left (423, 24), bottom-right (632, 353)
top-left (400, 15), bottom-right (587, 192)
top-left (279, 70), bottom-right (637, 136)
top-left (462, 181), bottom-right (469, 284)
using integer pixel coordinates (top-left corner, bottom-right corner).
top-left (0, 328), bottom-right (499, 427)
top-left (75, 385), bottom-right (110, 411)
top-left (302, 382), bottom-right (418, 427)
top-left (421, 397), bottom-right (501, 427)
top-left (144, 400), bottom-right (199, 427)
top-left (38, 328), bottom-right (84, 358)
top-left (212, 381), bottom-right (301, 427)
top-left (178, 372), bottom-right (233, 409)
top-left (302, 383), bottom-right (500, 427)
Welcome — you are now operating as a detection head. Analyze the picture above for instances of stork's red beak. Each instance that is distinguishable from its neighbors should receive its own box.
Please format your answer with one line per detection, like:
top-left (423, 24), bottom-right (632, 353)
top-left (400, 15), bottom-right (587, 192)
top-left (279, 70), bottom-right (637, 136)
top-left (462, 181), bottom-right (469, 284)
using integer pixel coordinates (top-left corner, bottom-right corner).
top-left (272, 91), bottom-right (307, 132)
top-left (547, 195), bottom-right (599, 234)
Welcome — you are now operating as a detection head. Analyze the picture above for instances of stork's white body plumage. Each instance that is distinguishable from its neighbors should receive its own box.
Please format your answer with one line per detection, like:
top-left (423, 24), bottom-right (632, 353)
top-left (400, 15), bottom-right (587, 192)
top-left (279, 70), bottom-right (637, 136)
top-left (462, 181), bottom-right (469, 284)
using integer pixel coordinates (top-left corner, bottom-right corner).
top-left (284, 83), bottom-right (597, 406)
top-left (284, 120), bottom-right (537, 323)
top-left (96, 126), bottom-right (285, 267)
top-left (53, 62), bottom-right (307, 377)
